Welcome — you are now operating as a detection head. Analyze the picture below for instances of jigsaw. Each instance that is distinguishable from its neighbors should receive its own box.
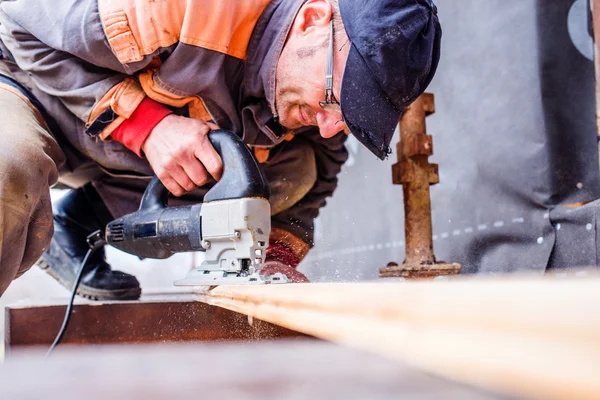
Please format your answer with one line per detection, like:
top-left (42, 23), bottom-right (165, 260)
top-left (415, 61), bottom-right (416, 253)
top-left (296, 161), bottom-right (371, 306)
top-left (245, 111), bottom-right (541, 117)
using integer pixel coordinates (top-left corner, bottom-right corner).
top-left (105, 130), bottom-right (288, 286)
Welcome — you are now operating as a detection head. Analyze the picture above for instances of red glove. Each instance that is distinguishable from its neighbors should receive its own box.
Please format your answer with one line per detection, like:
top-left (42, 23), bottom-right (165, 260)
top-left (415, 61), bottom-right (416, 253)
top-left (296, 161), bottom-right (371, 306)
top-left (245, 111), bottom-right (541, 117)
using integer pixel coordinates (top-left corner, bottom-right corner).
top-left (260, 243), bottom-right (309, 283)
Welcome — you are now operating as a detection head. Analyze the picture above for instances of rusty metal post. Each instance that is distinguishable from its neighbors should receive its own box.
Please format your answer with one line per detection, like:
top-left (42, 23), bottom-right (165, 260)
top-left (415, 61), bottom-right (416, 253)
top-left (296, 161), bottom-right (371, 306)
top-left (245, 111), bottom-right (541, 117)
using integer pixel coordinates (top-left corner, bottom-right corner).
top-left (380, 93), bottom-right (461, 279)
top-left (396, 95), bottom-right (436, 264)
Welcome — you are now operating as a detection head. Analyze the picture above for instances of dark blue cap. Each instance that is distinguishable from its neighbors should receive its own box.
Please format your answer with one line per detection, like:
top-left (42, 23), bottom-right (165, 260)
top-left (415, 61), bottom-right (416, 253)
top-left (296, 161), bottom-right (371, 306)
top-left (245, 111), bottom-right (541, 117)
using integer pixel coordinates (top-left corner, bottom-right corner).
top-left (339, 0), bottom-right (441, 159)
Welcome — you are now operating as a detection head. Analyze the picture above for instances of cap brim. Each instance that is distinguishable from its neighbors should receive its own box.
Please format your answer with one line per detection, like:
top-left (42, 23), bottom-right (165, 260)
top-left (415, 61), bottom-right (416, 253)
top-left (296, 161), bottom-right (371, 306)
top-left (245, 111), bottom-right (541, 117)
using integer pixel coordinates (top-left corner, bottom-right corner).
top-left (340, 45), bottom-right (401, 160)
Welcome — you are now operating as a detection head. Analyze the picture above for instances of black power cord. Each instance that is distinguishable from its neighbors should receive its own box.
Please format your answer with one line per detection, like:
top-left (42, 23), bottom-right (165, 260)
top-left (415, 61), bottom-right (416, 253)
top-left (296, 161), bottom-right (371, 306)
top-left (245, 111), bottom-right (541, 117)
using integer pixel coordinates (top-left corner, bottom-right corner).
top-left (46, 230), bottom-right (106, 357)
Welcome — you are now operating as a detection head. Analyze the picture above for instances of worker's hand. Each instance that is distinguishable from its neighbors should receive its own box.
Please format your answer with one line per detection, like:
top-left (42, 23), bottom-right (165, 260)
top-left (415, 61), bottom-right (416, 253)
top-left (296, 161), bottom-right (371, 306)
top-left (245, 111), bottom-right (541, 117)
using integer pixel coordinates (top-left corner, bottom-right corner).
top-left (142, 115), bottom-right (223, 197)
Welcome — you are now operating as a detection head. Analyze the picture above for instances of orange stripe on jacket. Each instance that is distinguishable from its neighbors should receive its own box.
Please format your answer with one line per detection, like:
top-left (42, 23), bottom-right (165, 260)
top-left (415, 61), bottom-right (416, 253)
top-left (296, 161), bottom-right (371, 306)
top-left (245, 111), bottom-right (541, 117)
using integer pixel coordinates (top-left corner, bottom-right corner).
top-left (138, 70), bottom-right (212, 121)
top-left (86, 77), bottom-right (146, 140)
top-left (99, 0), bottom-right (271, 64)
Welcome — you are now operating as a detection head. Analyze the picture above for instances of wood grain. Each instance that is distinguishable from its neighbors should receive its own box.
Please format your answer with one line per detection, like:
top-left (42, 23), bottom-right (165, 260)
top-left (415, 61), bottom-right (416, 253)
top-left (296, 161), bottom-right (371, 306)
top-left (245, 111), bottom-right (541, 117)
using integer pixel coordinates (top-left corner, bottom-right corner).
top-left (198, 276), bottom-right (600, 400)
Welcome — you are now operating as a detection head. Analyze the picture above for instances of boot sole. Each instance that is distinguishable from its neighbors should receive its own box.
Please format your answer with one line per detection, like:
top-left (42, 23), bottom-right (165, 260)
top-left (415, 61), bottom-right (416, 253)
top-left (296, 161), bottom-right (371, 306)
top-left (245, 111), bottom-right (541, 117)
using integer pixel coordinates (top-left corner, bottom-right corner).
top-left (37, 258), bottom-right (142, 301)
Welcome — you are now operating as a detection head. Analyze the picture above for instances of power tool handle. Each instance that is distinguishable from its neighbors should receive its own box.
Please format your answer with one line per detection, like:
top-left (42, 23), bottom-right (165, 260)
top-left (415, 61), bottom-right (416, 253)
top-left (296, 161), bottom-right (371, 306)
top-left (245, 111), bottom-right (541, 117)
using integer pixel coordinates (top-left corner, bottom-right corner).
top-left (138, 130), bottom-right (270, 212)
top-left (140, 176), bottom-right (169, 211)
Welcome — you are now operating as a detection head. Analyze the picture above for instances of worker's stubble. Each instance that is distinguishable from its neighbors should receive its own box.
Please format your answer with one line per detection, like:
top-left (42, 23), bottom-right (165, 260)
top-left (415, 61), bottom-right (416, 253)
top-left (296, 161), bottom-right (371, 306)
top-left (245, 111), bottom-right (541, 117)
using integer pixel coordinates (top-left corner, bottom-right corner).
top-left (275, 43), bottom-right (324, 130)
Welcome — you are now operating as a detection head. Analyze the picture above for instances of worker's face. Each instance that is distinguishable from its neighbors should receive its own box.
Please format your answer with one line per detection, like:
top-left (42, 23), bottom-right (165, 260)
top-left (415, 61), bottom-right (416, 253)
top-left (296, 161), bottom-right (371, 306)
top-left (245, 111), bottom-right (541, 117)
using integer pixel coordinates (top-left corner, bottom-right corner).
top-left (275, 0), bottom-right (350, 139)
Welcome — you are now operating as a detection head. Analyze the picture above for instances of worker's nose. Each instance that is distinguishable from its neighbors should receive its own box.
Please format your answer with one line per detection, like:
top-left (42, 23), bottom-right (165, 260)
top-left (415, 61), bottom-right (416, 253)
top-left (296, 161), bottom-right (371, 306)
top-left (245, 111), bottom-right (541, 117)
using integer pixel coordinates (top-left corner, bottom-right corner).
top-left (316, 110), bottom-right (349, 138)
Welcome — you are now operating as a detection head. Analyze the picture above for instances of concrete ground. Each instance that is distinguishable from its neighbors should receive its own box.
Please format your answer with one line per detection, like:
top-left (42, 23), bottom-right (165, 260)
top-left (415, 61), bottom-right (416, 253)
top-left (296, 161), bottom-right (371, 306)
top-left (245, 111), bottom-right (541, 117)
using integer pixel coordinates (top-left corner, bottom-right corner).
top-left (1, 341), bottom-right (508, 400)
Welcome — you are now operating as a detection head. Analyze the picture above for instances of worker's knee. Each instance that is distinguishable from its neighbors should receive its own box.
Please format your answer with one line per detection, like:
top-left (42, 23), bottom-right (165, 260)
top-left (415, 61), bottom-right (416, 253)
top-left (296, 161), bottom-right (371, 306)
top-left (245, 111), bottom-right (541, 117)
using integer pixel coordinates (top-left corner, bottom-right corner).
top-left (263, 138), bottom-right (317, 215)
top-left (0, 128), bottom-right (58, 226)
top-left (0, 168), bottom-right (54, 295)
top-left (0, 127), bottom-right (59, 288)
top-left (0, 83), bottom-right (63, 294)
top-left (0, 212), bottom-right (53, 295)
top-left (0, 142), bottom-right (57, 191)
top-left (0, 154), bottom-right (55, 292)
top-left (13, 218), bottom-right (53, 280)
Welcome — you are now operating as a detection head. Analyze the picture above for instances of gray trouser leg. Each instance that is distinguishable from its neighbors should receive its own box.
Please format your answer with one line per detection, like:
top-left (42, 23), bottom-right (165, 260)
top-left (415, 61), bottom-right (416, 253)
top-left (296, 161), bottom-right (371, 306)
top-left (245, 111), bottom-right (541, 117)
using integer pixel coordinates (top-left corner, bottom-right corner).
top-left (0, 64), bottom-right (65, 296)
top-left (261, 137), bottom-right (317, 216)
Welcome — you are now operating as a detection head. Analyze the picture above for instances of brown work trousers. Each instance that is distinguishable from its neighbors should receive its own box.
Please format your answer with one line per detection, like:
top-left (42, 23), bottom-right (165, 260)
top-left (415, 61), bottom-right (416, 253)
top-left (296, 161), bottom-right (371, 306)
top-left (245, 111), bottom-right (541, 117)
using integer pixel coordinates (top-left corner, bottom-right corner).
top-left (0, 61), bottom-right (66, 295)
top-left (0, 61), bottom-right (317, 297)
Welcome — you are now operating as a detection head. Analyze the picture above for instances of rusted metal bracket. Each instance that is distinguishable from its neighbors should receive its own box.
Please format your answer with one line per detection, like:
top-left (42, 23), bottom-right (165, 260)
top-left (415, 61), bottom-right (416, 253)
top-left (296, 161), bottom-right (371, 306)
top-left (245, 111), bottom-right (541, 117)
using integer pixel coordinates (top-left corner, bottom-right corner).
top-left (4, 292), bottom-right (307, 355)
top-left (380, 93), bottom-right (461, 279)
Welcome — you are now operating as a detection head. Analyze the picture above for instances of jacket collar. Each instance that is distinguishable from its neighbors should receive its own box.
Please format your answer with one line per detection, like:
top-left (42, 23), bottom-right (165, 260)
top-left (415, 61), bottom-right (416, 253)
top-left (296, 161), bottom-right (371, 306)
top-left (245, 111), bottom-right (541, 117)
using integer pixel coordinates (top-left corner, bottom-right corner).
top-left (243, 0), bottom-right (305, 144)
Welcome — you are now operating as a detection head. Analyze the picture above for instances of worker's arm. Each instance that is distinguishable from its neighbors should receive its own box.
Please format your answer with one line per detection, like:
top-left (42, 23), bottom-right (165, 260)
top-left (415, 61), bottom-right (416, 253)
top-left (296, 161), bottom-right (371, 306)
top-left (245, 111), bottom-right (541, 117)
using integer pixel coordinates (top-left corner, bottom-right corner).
top-left (0, 0), bottom-right (223, 195)
top-left (0, 0), bottom-right (213, 139)
top-left (0, 2), bottom-right (144, 138)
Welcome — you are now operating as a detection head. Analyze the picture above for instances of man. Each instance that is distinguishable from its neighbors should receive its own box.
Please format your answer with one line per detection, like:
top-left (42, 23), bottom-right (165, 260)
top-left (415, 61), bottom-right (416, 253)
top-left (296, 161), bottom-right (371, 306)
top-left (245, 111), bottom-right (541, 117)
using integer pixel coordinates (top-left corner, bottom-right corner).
top-left (0, 0), bottom-right (440, 299)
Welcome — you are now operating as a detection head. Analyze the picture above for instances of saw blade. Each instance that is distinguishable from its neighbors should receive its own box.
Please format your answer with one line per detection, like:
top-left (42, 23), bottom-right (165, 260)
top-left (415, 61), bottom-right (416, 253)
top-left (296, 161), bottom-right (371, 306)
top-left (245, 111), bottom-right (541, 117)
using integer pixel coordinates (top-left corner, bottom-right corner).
top-left (174, 270), bottom-right (289, 286)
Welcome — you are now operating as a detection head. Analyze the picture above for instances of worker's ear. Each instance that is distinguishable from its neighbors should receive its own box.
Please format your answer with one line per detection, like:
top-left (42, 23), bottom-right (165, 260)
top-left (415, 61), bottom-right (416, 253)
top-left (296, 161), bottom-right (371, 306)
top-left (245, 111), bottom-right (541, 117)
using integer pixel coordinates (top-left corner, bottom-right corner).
top-left (291, 0), bottom-right (333, 37)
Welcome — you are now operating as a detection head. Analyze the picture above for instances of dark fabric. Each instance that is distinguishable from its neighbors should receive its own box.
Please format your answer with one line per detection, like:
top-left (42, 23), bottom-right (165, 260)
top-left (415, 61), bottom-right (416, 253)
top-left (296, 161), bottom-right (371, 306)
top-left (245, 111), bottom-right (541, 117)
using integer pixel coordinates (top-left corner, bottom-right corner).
top-left (270, 130), bottom-right (348, 246)
top-left (339, 0), bottom-right (441, 159)
top-left (85, 106), bottom-right (118, 137)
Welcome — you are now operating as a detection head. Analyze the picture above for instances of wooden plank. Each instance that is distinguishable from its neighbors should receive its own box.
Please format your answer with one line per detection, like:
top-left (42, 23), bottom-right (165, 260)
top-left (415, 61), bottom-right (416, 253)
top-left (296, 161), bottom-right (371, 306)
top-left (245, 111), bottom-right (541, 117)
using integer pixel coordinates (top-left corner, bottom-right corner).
top-left (5, 292), bottom-right (306, 355)
top-left (198, 276), bottom-right (600, 400)
top-left (0, 341), bottom-right (506, 400)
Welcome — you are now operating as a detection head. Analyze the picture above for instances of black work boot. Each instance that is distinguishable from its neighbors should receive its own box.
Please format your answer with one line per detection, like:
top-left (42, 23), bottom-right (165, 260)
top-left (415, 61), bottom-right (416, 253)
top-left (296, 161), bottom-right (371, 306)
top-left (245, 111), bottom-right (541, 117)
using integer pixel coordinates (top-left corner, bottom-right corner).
top-left (38, 184), bottom-right (141, 300)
